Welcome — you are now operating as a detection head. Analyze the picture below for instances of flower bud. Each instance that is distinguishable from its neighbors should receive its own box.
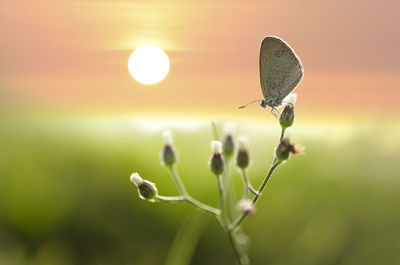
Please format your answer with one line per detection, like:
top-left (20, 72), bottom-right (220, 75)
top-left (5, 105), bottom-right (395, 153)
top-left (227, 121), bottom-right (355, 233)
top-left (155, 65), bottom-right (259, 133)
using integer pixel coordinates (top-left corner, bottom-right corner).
top-left (238, 199), bottom-right (256, 215)
top-left (210, 141), bottom-right (224, 175)
top-left (160, 130), bottom-right (177, 166)
top-left (130, 173), bottom-right (158, 200)
top-left (279, 104), bottom-right (294, 129)
top-left (222, 123), bottom-right (235, 158)
top-left (275, 138), bottom-right (305, 163)
top-left (222, 135), bottom-right (234, 158)
top-left (236, 136), bottom-right (249, 169)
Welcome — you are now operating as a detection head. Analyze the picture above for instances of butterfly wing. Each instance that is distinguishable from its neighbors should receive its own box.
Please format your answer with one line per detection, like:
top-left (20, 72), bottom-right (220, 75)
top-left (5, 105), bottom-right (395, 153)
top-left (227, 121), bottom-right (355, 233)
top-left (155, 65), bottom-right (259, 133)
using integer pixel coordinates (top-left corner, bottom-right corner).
top-left (259, 36), bottom-right (303, 106)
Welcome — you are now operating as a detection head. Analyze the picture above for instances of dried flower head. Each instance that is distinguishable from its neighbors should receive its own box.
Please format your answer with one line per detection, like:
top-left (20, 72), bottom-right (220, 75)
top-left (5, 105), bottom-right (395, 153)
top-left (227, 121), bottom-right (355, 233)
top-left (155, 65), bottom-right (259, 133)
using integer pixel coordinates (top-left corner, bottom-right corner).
top-left (238, 199), bottom-right (256, 215)
top-left (275, 138), bottom-right (305, 163)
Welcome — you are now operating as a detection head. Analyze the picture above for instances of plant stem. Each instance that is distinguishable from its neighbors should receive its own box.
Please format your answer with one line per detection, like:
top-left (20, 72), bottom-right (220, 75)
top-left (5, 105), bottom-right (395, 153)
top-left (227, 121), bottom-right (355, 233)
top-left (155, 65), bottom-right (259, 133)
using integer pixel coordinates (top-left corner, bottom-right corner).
top-left (165, 163), bottom-right (248, 264)
top-left (241, 169), bottom-right (258, 198)
top-left (226, 229), bottom-right (249, 265)
top-left (230, 160), bottom-right (281, 230)
top-left (252, 161), bottom-right (281, 204)
top-left (242, 169), bottom-right (249, 199)
top-left (216, 174), bottom-right (224, 212)
top-left (166, 166), bottom-right (221, 216)
top-left (211, 121), bottom-right (219, 140)
top-left (156, 195), bottom-right (186, 202)
top-left (280, 127), bottom-right (286, 141)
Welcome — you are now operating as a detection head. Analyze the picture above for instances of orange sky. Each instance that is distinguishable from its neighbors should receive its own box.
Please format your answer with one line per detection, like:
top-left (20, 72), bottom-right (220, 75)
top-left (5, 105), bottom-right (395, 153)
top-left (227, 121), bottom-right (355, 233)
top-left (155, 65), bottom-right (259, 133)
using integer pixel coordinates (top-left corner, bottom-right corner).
top-left (1, 0), bottom-right (399, 115)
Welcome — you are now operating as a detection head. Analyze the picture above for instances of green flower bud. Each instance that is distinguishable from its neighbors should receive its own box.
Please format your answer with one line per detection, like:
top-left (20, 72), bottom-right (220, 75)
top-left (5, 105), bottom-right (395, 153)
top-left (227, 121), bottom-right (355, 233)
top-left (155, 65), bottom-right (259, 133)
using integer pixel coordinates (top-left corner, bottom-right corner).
top-left (160, 130), bottom-right (177, 166)
top-left (236, 136), bottom-right (249, 169)
top-left (222, 123), bottom-right (235, 158)
top-left (130, 173), bottom-right (158, 201)
top-left (279, 105), bottom-right (294, 129)
top-left (138, 181), bottom-right (158, 200)
top-left (210, 141), bottom-right (224, 175)
top-left (222, 135), bottom-right (234, 158)
top-left (161, 144), bottom-right (176, 166)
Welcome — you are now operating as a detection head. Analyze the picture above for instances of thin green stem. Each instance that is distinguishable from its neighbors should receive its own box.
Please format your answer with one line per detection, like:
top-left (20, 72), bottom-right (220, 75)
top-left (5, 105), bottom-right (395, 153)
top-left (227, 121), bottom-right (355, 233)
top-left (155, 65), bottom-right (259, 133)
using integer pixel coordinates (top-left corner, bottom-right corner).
top-left (156, 195), bottom-right (186, 202)
top-left (227, 229), bottom-right (249, 265)
top-left (166, 165), bottom-right (247, 264)
top-left (223, 156), bottom-right (238, 222)
top-left (211, 121), bottom-right (219, 140)
top-left (222, 157), bottom-right (230, 205)
top-left (242, 169), bottom-right (249, 199)
top-left (280, 127), bottom-right (286, 141)
top-left (230, 160), bottom-right (281, 230)
top-left (241, 169), bottom-right (258, 198)
top-left (166, 166), bottom-right (221, 216)
top-left (252, 161), bottom-right (281, 204)
top-left (167, 166), bottom-right (189, 197)
top-left (216, 174), bottom-right (224, 213)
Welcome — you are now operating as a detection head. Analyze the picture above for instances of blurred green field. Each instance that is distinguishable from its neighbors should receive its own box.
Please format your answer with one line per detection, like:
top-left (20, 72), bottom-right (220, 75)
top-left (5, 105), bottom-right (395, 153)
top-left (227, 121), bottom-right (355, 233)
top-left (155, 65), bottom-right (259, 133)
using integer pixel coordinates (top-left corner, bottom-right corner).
top-left (0, 115), bottom-right (400, 265)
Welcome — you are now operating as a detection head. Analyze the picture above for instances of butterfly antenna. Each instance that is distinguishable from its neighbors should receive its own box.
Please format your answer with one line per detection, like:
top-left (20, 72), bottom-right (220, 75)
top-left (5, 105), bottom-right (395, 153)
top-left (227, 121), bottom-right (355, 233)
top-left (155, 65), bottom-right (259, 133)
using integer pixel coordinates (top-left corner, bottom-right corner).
top-left (238, 99), bottom-right (263, 109)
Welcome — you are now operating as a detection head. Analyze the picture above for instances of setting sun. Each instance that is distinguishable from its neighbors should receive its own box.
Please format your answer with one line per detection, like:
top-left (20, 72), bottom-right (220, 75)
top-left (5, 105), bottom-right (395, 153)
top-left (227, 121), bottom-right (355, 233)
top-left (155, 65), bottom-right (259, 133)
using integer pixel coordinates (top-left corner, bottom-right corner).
top-left (128, 46), bottom-right (170, 85)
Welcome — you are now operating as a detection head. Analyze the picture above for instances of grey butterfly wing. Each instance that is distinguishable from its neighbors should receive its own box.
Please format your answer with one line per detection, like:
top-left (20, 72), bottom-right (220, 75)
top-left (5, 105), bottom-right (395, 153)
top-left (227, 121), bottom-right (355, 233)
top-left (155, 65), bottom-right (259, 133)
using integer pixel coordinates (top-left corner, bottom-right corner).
top-left (259, 36), bottom-right (303, 107)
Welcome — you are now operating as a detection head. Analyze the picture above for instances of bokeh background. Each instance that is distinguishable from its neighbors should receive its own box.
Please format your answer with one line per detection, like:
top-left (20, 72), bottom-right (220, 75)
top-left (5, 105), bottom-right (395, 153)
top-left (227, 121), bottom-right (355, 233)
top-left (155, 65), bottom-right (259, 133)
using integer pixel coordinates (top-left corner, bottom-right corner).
top-left (1, 0), bottom-right (399, 265)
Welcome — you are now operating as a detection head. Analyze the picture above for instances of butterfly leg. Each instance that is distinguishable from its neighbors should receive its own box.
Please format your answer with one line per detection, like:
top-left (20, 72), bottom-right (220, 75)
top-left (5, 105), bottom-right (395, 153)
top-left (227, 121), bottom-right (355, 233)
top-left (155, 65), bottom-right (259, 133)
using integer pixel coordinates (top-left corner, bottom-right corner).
top-left (270, 108), bottom-right (280, 119)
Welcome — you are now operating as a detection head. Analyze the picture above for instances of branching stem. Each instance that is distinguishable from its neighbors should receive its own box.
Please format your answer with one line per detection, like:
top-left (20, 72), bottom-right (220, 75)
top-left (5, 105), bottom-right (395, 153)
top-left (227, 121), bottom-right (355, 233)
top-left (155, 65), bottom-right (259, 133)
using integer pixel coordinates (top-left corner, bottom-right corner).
top-left (241, 169), bottom-right (258, 198)
top-left (166, 166), bottom-right (221, 216)
top-left (156, 126), bottom-right (287, 265)
top-left (230, 159), bottom-right (281, 231)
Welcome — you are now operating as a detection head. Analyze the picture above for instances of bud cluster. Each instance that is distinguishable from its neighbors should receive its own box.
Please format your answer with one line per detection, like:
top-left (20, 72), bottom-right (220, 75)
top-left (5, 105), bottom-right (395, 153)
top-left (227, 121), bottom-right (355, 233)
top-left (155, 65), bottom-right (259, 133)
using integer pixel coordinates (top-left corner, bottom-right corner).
top-left (127, 91), bottom-right (306, 265)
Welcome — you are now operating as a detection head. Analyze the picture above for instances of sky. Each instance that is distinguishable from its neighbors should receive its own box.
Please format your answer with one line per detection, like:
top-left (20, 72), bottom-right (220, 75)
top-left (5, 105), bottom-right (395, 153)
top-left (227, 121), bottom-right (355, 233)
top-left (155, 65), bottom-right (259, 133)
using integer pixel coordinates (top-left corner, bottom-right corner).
top-left (1, 0), bottom-right (399, 116)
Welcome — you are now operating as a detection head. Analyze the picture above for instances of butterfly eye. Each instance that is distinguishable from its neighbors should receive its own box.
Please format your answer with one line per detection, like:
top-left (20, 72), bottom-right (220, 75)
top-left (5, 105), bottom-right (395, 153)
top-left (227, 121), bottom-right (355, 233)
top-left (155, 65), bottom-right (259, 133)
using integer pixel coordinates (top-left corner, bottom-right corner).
top-left (260, 100), bottom-right (267, 108)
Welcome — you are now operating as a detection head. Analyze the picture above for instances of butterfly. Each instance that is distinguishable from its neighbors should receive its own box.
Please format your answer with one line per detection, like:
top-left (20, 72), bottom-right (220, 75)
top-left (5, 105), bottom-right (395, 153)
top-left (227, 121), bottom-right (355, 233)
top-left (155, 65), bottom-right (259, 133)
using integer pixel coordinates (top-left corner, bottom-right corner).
top-left (239, 36), bottom-right (303, 115)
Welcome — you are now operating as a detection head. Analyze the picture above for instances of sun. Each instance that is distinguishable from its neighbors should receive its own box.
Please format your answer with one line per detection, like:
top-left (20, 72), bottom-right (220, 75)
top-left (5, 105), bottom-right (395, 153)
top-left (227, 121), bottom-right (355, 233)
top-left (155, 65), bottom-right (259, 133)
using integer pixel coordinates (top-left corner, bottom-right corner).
top-left (128, 46), bottom-right (170, 85)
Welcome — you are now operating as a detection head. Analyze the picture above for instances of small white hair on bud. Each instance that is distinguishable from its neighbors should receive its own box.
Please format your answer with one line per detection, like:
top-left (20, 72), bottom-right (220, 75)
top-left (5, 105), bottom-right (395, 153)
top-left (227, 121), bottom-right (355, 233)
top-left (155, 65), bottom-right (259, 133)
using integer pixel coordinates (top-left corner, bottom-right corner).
top-left (162, 130), bottom-right (173, 145)
top-left (238, 136), bottom-right (248, 150)
top-left (284, 93), bottom-right (297, 105)
top-left (130, 172), bottom-right (144, 186)
top-left (211, 140), bottom-right (222, 154)
top-left (238, 199), bottom-right (256, 215)
top-left (223, 122), bottom-right (235, 136)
